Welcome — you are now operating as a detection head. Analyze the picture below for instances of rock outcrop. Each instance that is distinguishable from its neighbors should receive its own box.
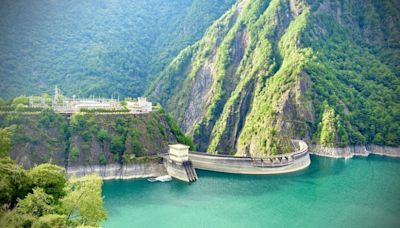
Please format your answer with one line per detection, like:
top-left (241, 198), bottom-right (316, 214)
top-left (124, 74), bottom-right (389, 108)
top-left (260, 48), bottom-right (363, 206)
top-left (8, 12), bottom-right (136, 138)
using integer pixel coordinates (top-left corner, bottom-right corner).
top-left (310, 144), bottom-right (400, 159)
top-left (148, 0), bottom-right (400, 156)
top-left (66, 162), bottom-right (167, 180)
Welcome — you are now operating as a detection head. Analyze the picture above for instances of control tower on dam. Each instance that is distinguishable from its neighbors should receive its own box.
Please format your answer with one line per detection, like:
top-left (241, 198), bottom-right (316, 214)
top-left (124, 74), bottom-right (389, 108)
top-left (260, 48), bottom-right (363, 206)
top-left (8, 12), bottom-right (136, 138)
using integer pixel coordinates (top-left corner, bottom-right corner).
top-left (188, 140), bottom-right (310, 174)
top-left (163, 144), bottom-right (198, 182)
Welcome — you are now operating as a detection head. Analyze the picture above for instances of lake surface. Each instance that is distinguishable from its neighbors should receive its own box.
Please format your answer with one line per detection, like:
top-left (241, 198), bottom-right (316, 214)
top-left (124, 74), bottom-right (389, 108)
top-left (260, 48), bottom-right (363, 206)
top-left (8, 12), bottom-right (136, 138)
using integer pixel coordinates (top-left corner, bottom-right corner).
top-left (102, 155), bottom-right (400, 228)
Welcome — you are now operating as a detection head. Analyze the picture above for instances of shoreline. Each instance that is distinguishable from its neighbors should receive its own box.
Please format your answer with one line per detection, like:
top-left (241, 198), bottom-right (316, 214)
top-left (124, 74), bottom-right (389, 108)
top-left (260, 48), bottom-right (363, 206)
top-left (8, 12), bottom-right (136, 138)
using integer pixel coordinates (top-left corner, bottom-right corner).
top-left (310, 144), bottom-right (400, 159)
top-left (66, 162), bottom-right (167, 181)
top-left (65, 144), bottom-right (399, 181)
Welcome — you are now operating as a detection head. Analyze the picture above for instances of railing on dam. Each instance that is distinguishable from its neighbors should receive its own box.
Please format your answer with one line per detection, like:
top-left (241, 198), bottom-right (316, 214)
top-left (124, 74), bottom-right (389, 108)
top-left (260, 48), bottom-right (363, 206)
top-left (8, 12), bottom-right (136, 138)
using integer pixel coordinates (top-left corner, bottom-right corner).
top-left (188, 140), bottom-right (309, 168)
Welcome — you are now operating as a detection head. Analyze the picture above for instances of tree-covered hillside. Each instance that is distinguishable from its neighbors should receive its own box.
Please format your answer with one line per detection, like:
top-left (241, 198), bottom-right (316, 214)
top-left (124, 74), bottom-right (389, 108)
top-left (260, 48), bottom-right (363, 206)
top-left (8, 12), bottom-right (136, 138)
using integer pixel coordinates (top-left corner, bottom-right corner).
top-left (0, 0), bottom-right (235, 99)
top-left (0, 128), bottom-right (107, 227)
top-left (148, 0), bottom-right (400, 155)
top-left (0, 108), bottom-right (194, 168)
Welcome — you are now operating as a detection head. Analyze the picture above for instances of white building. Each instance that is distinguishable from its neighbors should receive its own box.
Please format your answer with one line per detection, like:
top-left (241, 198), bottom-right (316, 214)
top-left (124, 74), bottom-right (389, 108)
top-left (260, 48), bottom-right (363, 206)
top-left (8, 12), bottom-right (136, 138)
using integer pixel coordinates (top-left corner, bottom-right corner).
top-left (29, 86), bottom-right (153, 114)
top-left (168, 144), bottom-right (190, 163)
top-left (126, 97), bottom-right (152, 113)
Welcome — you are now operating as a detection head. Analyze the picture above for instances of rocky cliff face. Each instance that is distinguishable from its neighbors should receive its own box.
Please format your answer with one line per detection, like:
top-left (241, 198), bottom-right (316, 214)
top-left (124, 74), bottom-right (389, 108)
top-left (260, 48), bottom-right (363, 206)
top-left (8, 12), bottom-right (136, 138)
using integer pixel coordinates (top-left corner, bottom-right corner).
top-left (148, 0), bottom-right (400, 155)
top-left (0, 111), bottom-right (182, 168)
top-left (310, 144), bottom-right (400, 158)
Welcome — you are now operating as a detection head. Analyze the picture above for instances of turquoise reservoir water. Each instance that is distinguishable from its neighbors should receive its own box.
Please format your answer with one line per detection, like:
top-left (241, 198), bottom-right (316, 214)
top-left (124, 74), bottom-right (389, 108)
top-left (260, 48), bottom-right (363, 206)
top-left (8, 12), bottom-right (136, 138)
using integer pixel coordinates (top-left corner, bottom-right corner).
top-left (102, 155), bottom-right (400, 228)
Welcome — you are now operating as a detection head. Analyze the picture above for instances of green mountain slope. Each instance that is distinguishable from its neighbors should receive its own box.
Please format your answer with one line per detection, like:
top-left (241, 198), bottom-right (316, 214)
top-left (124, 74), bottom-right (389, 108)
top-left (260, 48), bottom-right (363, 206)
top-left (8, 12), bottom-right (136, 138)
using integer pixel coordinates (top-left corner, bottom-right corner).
top-left (0, 0), bottom-right (235, 99)
top-left (0, 110), bottom-right (193, 168)
top-left (148, 0), bottom-right (400, 155)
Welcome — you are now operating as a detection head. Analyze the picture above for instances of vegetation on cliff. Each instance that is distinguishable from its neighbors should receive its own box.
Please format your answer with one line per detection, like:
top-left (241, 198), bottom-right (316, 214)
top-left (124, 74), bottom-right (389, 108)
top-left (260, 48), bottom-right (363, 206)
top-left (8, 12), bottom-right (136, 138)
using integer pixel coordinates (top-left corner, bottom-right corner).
top-left (149, 0), bottom-right (399, 155)
top-left (0, 130), bottom-right (107, 228)
top-left (1, 0), bottom-right (398, 156)
top-left (0, 108), bottom-right (192, 168)
top-left (303, 0), bottom-right (400, 148)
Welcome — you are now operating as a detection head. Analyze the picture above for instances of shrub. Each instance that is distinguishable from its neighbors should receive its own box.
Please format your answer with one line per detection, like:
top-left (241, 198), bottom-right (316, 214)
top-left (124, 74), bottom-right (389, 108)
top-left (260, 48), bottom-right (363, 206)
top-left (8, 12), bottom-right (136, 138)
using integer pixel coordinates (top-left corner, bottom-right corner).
top-left (70, 147), bottom-right (80, 162)
top-left (96, 129), bottom-right (108, 142)
top-left (28, 164), bottom-right (66, 200)
top-left (110, 136), bottom-right (125, 154)
top-left (99, 154), bottom-right (107, 165)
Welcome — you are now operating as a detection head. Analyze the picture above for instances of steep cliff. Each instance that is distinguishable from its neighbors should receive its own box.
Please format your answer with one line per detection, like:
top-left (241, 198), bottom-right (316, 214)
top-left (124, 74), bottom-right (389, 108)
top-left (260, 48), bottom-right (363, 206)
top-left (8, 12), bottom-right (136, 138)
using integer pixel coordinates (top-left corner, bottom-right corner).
top-left (148, 0), bottom-right (400, 155)
top-left (0, 110), bottom-right (190, 168)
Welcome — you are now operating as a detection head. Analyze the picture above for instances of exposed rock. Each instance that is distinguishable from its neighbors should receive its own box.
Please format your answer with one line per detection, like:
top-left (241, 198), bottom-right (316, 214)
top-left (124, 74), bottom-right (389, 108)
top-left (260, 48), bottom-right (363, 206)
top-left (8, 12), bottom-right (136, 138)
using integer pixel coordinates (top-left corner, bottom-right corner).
top-left (181, 61), bottom-right (214, 133)
top-left (66, 162), bottom-right (167, 180)
top-left (310, 144), bottom-right (367, 159)
top-left (366, 145), bottom-right (400, 157)
top-left (1, 112), bottom-right (181, 168)
top-left (310, 144), bottom-right (400, 158)
top-left (147, 0), bottom-right (399, 156)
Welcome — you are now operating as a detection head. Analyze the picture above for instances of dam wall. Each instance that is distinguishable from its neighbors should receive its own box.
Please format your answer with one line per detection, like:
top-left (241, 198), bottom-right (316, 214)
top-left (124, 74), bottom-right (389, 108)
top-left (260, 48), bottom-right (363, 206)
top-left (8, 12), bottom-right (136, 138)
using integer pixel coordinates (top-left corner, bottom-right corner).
top-left (66, 140), bottom-right (311, 180)
top-left (189, 140), bottom-right (310, 174)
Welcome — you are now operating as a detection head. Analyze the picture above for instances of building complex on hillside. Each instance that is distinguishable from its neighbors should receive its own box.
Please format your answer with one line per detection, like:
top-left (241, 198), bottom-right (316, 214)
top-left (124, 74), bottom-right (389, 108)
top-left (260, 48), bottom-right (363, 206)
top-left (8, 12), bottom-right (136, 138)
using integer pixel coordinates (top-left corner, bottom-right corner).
top-left (29, 86), bottom-right (153, 114)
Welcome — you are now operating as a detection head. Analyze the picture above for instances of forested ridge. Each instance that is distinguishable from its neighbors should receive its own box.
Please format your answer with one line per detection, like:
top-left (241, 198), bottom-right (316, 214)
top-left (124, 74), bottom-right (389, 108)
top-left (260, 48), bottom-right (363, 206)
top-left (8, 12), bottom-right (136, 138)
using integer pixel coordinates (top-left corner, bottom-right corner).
top-left (0, 0), bottom-right (235, 99)
top-left (149, 0), bottom-right (400, 155)
top-left (0, 0), bottom-right (399, 156)
top-left (0, 106), bottom-right (194, 168)
top-left (6, 1), bottom-right (400, 226)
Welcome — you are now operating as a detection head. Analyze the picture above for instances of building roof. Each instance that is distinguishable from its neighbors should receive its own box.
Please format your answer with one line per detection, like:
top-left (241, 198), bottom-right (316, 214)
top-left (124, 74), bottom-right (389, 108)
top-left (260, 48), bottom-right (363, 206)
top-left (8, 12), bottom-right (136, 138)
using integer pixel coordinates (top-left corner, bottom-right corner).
top-left (169, 144), bottom-right (190, 149)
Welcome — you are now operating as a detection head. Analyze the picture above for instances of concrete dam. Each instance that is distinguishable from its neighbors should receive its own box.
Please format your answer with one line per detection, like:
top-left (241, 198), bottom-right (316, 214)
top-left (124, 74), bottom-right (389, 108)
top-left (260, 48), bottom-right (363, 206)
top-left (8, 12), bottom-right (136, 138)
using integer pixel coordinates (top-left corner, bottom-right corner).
top-left (162, 140), bottom-right (310, 182)
top-left (67, 140), bottom-right (310, 182)
top-left (188, 140), bottom-right (310, 175)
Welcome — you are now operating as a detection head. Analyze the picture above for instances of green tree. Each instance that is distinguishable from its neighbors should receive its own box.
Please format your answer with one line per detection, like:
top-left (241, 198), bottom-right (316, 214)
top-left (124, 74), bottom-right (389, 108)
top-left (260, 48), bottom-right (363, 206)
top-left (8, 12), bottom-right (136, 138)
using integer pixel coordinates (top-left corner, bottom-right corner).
top-left (96, 129), bottom-right (108, 142)
top-left (0, 209), bottom-right (35, 228)
top-left (70, 113), bottom-right (88, 132)
top-left (0, 97), bottom-right (6, 106)
top-left (99, 153), bottom-right (107, 165)
top-left (110, 136), bottom-right (125, 154)
top-left (0, 159), bottom-right (107, 228)
top-left (14, 103), bottom-right (25, 112)
top-left (373, 133), bottom-right (384, 145)
top-left (16, 188), bottom-right (55, 217)
top-left (62, 175), bottom-right (107, 226)
top-left (39, 109), bottom-right (62, 128)
top-left (28, 164), bottom-right (67, 200)
top-left (32, 214), bottom-right (67, 228)
top-left (11, 96), bottom-right (29, 106)
top-left (0, 157), bottom-right (31, 207)
top-left (81, 131), bottom-right (92, 142)
top-left (70, 147), bottom-right (80, 162)
top-left (319, 104), bottom-right (337, 147)
top-left (0, 128), bottom-right (12, 157)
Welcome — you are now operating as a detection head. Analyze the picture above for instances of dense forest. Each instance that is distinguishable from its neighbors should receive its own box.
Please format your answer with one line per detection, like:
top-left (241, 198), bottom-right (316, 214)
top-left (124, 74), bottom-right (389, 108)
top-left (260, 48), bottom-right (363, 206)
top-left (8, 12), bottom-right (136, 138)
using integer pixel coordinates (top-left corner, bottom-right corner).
top-left (0, 0), bottom-right (399, 156)
top-left (2, 0), bottom-right (398, 226)
top-left (148, 0), bottom-right (400, 155)
top-left (0, 104), bottom-right (194, 168)
top-left (0, 127), bottom-right (107, 227)
top-left (0, 0), bottom-right (236, 99)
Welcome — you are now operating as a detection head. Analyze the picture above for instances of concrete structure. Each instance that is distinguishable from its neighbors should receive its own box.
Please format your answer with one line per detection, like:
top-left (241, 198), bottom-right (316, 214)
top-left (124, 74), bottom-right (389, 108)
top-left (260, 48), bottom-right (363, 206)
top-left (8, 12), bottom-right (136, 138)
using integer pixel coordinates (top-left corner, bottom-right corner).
top-left (168, 144), bottom-right (190, 162)
top-left (189, 140), bottom-right (310, 174)
top-left (53, 98), bottom-right (122, 113)
top-left (163, 144), bottom-right (198, 182)
top-left (126, 97), bottom-right (152, 113)
top-left (66, 141), bottom-right (310, 183)
top-left (29, 86), bottom-right (153, 114)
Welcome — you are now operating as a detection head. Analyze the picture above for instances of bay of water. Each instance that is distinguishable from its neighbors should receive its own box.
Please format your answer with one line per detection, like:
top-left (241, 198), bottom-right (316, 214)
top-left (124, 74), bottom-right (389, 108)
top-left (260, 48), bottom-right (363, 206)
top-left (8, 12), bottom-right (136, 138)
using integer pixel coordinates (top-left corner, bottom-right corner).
top-left (102, 155), bottom-right (400, 228)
